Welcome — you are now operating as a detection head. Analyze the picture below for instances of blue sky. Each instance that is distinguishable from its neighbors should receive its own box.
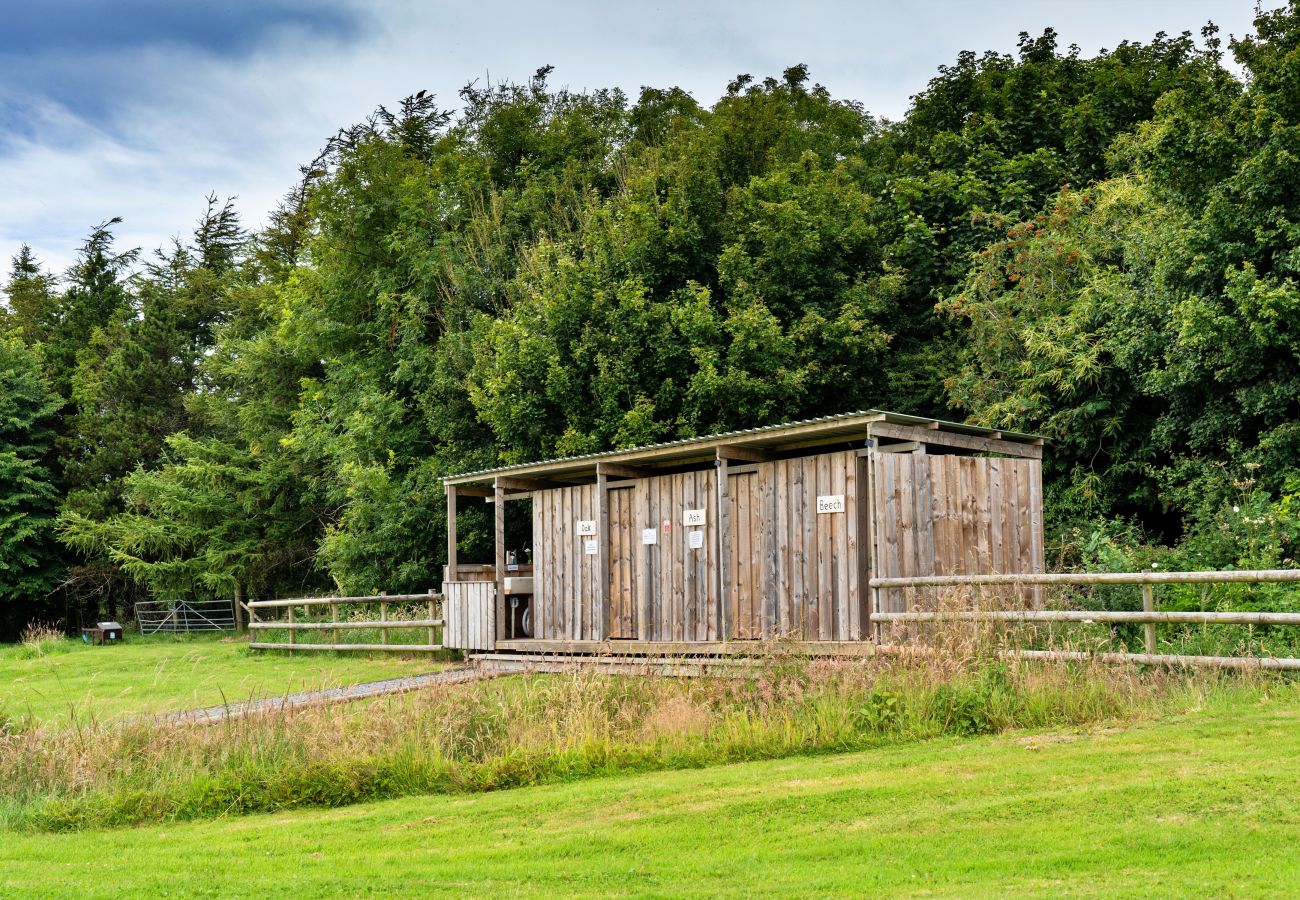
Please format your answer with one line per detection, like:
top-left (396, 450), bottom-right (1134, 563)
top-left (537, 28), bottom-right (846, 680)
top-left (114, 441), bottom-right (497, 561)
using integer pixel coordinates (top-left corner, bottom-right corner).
top-left (0, 0), bottom-right (1281, 274)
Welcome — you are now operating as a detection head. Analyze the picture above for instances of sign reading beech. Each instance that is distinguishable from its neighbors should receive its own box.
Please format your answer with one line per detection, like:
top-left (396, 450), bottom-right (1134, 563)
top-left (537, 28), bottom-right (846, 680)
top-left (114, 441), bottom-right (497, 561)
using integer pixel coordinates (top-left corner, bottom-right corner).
top-left (817, 494), bottom-right (846, 514)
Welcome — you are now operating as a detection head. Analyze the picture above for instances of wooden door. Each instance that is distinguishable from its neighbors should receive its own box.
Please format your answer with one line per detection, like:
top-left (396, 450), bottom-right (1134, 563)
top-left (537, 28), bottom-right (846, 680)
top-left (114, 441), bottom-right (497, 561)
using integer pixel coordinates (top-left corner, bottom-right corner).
top-left (607, 485), bottom-right (638, 639)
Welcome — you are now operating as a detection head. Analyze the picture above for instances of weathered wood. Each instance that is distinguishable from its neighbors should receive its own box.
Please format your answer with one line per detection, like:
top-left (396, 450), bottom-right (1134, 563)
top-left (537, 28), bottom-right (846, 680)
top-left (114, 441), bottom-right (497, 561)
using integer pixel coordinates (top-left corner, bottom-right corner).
top-left (715, 444), bottom-right (777, 462)
top-left (444, 580), bottom-right (496, 650)
top-left (428, 590), bottom-right (438, 648)
top-left (717, 455), bottom-right (729, 640)
top-left (452, 485), bottom-right (495, 498)
top-left (287, 604), bottom-right (296, 646)
top-left (597, 461), bottom-right (654, 479)
top-left (1143, 584), bottom-right (1156, 654)
top-left (249, 619), bottom-right (444, 630)
top-left (251, 643), bottom-right (444, 653)
top-left (876, 441), bottom-right (922, 453)
top-left (869, 422), bottom-right (1043, 459)
top-left (870, 569), bottom-right (1300, 587)
top-left (248, 593), bottom-right (439, 609)
top-left (496, 475), bottom-right (567, 492)
top-left (494, 482), bottom-right (505, 641)
top-left (597, 471), bottom-right (609, 639)
top-left (873, 609), bottom-right (1300, 625)
top-left (445, 483), bottom-right (458, 579)
top-left (495, 638), bottom-right (879, 657)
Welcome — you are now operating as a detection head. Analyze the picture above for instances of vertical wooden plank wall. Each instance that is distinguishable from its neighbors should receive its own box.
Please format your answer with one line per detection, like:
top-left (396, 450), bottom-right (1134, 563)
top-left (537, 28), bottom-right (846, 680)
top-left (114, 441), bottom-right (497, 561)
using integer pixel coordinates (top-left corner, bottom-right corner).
top-left (871, 453), bottom-right (1045, 613)
top-left (607, 486), bottom-right (637, 638)
top-left (531, 483), bottom-right (602, 641)
top-left (444, 581), bottom-right (496, 651)
top-left (724, 451), bottom-right (862, 641)
top-left (529, 449), bottom-right (870, 643)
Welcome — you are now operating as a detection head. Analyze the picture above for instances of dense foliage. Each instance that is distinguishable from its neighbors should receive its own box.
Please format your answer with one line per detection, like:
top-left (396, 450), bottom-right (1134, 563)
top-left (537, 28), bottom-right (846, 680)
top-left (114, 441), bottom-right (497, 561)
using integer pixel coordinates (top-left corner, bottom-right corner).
top-left (4, 7), bottom-right (1300, 633)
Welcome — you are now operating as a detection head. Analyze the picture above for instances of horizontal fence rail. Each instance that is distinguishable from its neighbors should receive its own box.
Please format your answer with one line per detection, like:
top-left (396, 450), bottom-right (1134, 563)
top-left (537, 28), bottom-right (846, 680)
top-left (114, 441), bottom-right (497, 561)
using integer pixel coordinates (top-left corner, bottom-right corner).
top-left (869, 568), bottom-right (1300, 670)
top-left (248, 591), bottom-right (444, 653)
top-left (870, 569), bottom-right (1300, 588)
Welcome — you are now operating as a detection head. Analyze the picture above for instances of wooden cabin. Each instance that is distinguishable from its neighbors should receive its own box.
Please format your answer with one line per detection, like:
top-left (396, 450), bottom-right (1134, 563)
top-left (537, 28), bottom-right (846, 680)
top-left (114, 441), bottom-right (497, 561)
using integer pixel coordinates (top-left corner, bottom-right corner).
top-left (441, 410), bottom-right (1044, 655)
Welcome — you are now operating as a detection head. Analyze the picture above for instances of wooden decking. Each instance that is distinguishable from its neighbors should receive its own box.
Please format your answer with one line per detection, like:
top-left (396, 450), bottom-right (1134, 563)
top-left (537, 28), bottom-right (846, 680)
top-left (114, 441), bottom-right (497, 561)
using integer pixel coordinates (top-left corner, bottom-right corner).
top-left (493, 639), bottom-right (878, 657)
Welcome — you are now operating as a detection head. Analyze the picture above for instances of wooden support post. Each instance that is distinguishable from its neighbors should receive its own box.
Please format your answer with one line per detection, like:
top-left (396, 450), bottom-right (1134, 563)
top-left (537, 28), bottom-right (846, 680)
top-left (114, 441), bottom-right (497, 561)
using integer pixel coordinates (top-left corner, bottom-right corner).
top-left (332, 600), bottom-right (339, 647)
top-left (716, 452), bottom-right (729, 641)
top-left (597, 469), bottom-right (610, 639)
top-left (494, 478), bottom-right (506, 643)
top-left (1143, 584), bottom-right (1156, 654)
top-left (446, 484), bottom-right (458, 584)
top-left (288, 604), bottom-right (297, 648)
top-left (863, 447), bottom-right (878, 643)
top-left (380, 592), bottom-right (389, 645)
top-left (427, 588), bottom-right (438, 648)
top-left (233, 584), bottom-right (246, 633)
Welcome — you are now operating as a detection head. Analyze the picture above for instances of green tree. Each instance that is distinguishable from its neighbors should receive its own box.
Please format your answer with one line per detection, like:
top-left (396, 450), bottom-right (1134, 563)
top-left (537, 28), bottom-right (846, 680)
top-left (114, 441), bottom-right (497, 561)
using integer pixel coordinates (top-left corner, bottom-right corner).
top-left (0, 337), bottom-right (62, 635)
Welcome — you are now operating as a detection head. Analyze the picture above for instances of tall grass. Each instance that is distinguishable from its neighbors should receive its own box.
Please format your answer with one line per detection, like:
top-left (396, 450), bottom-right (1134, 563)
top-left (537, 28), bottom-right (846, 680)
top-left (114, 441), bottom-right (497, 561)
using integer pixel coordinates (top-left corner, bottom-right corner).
top-left (0, 636), bottom-right (1275, 833)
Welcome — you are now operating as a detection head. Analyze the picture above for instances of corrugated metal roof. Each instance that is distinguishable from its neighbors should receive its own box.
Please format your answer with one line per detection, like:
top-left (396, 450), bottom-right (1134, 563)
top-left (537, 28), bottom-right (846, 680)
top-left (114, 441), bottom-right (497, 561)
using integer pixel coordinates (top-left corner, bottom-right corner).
top-left (444, 408), bottom-right (1043, 485)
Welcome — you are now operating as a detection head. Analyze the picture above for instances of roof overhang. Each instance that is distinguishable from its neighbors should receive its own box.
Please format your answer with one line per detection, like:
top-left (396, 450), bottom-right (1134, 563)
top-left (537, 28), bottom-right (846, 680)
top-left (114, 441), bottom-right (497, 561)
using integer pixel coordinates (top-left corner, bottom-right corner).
top-left (444, 410), bottom-right (1043, 489)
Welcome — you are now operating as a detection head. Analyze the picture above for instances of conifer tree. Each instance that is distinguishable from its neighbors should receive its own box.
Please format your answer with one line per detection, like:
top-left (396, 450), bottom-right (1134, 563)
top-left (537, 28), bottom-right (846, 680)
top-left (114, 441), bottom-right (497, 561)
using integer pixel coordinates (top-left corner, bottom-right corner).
top-left (0, 337), bottom-right (62, 634)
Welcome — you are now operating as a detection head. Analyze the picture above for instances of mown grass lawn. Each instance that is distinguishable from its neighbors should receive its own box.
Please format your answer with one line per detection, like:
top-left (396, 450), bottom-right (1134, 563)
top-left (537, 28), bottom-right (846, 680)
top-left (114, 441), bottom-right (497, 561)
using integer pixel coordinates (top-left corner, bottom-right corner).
top-left (0, 633), bottom-right (453, 724)
top-left (4, 692), bottom-right (1299, 897)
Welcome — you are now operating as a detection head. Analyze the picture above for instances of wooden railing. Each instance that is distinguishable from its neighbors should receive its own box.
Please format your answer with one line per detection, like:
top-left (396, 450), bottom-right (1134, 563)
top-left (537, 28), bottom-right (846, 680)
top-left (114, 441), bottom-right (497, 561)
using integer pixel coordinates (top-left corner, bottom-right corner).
top-left (869, 569), bottom-right (1300, 670)
top-left (248, 591), bottom-right (444, 652)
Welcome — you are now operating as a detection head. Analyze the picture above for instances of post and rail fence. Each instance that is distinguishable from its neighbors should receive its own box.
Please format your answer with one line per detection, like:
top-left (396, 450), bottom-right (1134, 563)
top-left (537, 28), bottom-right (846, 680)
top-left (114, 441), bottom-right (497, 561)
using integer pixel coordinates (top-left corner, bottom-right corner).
top-left (247, 591), bottom-right (444, 652)
top-left (869, 568), bottom-right (1300, 671)
top-left (245, 570), bottom-right (1300, 671)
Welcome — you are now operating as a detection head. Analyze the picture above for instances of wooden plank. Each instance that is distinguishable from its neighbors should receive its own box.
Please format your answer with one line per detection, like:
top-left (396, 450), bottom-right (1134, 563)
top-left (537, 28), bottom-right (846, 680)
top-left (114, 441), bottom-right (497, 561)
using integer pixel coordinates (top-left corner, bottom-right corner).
top-left (849, 453), bottom-right (864, 640)
top-left (988, 457), bottom-right (1004, 574)
top-left (772, 458), bottom-right (786, 636)
top-left (879, 453), bottom-right (899, 613)
top-left (598, 472), bottom-right (609, 639)
top-left (788, 458), bottom-right (804, 637)
top-left (817, 453), bottom-right (832, 641)
top-left (496, 475), bottom-right (570, 491)
top-left (493, 482), bottom-right (505, 642)
top-left (868, 422), bottom-right (1043, 459)
top-left (897, 450), bottom-right (917, 614)
top-left (251, 643), bottom-right (444, 652)
top-left (715, 444), bottom-right (778, 462)
top-left (597, 461), bottom-right (654, 479)
top-left (494, 638), bottom-right (880, 657)
top-left (760, 460), bottom-right (777, 639)
top-left (834, 452), bottom-right (849, 641)
top-left (445, 484), bottom-right (458, 580)
top-left (716, 456), bottom-right (728, 641)
top-left (250, 619), bottom-right (445, 631)
top-left (1016, 461), bottom-right (1033, 603)
top-left (640, 477), bottom-right (655, 641)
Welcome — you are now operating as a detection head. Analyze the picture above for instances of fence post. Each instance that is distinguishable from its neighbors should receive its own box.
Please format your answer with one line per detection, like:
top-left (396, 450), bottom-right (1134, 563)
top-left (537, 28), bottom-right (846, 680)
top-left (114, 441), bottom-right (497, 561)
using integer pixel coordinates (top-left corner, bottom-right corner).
top-left (1142, 584), bottom-right (1156, 654)
top-left (288, 604), bottom-right (297, 648)
top-left (332, 601), bottom-right (340, 648)
top-left (380, 591), bottom-right (389, 645)
top-left (427, 588), bottom-right (437, 648)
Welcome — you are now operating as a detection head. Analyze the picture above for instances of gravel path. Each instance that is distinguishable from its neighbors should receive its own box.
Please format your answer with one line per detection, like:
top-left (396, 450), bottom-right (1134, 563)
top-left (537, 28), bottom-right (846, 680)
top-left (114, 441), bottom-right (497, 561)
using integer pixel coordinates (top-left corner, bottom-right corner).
top-left (155, 666), bottom-right (484, 725)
